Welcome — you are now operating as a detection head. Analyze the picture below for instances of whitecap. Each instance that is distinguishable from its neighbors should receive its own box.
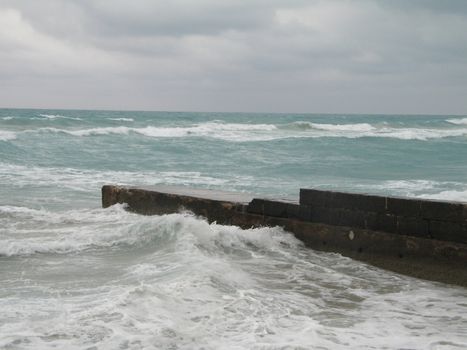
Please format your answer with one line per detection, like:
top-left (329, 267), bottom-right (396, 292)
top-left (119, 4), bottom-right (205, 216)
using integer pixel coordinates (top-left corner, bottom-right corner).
top-left (446, 117), bottom-right (467, 125)
top-left (0, 162), bottom-right (231, 192)
top-left (0, 130), bottom-right (16, 141)
top-left (418, 190), bottom-right (467, 202)
top-left (356, 180), bottom-right (467, 202)
top-left (14, 120), bottom-right (467, 142)
top-left (308, 122), bottom-right (376, 132)
top-left (33, 122), bottom-right (279, 141)
top-left (35, 114), bottom-right (82, 121)
top-left (107, 117), bottom-right (134, 122)
top-left (281, 121), bottom-right (467, 141)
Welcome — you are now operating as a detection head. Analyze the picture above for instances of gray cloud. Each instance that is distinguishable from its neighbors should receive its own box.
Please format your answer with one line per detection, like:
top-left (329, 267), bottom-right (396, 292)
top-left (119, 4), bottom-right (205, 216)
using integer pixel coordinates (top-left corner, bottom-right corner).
top-left (0, 0), bottom-right (466, 114)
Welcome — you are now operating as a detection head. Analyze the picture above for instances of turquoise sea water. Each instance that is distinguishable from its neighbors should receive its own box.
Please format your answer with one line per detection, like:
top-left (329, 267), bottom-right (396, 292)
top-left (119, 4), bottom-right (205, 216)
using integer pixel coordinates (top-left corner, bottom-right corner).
top-left (1, 109), bottom-right (467, 349)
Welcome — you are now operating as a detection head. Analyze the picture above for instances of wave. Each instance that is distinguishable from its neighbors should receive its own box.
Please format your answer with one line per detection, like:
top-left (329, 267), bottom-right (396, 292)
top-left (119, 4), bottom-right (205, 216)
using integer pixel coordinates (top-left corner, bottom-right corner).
top-left (65, 122), bottom-right (467, 141)
top-left (0, 163), bottom-right (238, 193)
top-left (281, 122), bottom-right (467, 140)
top-left (0, 130), bottom-right (16, 141)
top-left (358, 180), bottom-right (467, 202)
top-left (4, 120), bottom-right (467, 142)
top-left (107, 117), bottom-right (134, 122)
top-left (0, 204), bottom-right (300, 257)
top-left (2, 204), bottom-right (466, 349)
top-left (33, 122), bottom-right (278, 141)
top-left (1, 116), bottom-right (14, 120)
top-left (419, 189), bottom-right (467, 202)
top-left (446, 117), bottom-right (467, 125)
top-left (284, 121), bottom-right (376, 132)
top-left (34, 114), bottom-right (83, 121)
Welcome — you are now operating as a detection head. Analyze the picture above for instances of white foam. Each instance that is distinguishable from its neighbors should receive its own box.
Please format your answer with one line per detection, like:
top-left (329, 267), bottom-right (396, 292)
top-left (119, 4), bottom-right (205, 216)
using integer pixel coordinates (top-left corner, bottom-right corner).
top-left (309, 122), bottom-right (376, 132)
top-left (0, 130), bottom-right (16, 141)
top-left (107, 117), bottom-right (134, 122)
top-left (356, 180), bottom-right (467, 202)
top-left (0, 205), bottom-right (167, 256)
top-left (280, 121), bottom-right (467, 140)
top-left (0, 204), bottom-right (299, 257)
top-left (134, 122), bottom-right (278, 141)
top-left (14, 120), bottom-right (467, 142)
top-left (371, 180), bottom-right (439, 192)
top-left (419, 190), bottom-right (467, 202)
top-left (1, 208), bottom-right (466, 349)
top-left (378, 127), bottom-right (467, 140)
top-left (446, 117), bottom-right (467, 125)
top-left (66, 126), bottom-right (131, 136)
top-left (1, 116), bottom-right (14, 120)
top-left (33, 122), bottom-right (279, 141)
top-left (36, 114), bottom-right (82, 121)
top-left (0, 162), bottom-right (232, 192)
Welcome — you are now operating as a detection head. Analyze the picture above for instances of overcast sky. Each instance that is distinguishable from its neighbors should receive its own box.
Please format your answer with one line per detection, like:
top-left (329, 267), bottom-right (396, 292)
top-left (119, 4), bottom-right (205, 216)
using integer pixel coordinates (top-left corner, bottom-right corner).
top-left (1, 0), bottom-right (467, 114)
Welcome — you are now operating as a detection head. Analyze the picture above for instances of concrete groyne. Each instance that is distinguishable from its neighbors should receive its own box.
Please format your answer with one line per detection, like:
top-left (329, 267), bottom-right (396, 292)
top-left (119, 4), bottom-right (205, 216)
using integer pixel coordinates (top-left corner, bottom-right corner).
top-left (102, 185), bottom-right (467, 286)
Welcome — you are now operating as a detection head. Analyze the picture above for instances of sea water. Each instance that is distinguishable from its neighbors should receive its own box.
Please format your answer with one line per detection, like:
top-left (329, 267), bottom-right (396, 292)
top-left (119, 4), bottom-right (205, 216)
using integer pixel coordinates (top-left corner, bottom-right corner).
top-left (1, 109), bottom-right (467, 349)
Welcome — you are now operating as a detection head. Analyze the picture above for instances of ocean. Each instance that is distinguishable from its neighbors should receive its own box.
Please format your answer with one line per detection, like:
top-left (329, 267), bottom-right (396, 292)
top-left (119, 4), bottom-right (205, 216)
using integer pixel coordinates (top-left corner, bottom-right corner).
top-left (1, 108), bottom-right (467, 349)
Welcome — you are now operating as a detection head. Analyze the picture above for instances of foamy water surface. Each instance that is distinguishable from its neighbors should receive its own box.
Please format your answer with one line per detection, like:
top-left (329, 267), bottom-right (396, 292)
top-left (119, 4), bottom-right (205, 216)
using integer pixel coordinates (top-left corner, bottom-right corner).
top-left (1, 109), bottom-right (467, 349)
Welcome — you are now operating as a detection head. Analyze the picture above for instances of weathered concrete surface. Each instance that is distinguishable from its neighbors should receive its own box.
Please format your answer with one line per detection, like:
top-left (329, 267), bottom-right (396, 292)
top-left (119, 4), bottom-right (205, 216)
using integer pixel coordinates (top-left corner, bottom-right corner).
top-left (300, 188), bottom-right (467, 244)
top-left (102, 185), bottom-right (467, 287)
top-left (102, 185), bottom-right (252, 223)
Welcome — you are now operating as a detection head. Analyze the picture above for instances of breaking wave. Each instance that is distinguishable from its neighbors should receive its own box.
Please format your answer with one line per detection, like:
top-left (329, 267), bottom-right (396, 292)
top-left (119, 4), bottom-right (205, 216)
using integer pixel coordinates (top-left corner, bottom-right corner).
top-left (284, 121), bottom-right (376, 132)
top-left (0, 130), bottom-right (16, 141)
top-left (7, 121), bottom-right (464, 142)
top-left (30, 122), bottom-right (278, 141)
top-left (35, 114), bottom-right (83, 121)
top-left (0, 204), bottom-right (298, 258)
top-left (446, 117), bottom-right (467, 125)
top-left (107, 117), bottom-right (134, 122)
top-left (2, 204), bottom-right (467, 349)
top-left (359, 180), bottom-right (467, 202)
top-left (0, 163), bottom-right (233, 192)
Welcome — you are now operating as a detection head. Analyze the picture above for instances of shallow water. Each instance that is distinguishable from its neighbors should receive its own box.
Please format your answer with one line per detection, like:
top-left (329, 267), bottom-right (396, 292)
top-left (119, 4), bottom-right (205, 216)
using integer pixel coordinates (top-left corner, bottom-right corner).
top-left (1, 109), bottom-right (467, 349)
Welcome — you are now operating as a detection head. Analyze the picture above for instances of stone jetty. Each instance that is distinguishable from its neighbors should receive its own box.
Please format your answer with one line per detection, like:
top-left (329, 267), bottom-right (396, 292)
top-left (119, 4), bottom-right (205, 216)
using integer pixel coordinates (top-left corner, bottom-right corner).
top-left (102, 185), bottom-right (467, 287)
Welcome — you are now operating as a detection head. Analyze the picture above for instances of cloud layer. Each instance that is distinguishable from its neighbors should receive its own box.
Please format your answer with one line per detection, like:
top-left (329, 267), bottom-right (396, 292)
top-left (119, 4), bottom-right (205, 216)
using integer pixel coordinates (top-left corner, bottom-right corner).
top-left (1, 0), bottom-right (467, 114)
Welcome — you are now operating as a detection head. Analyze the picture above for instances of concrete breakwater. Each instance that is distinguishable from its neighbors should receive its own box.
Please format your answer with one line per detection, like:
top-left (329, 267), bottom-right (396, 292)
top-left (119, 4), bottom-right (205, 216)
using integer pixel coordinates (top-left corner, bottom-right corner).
top-left (102, 185), bottom-right (467, 286)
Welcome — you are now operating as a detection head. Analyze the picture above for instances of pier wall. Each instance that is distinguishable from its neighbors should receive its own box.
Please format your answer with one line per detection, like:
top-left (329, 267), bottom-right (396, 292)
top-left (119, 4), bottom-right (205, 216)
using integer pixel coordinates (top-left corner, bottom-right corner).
top-left (248, 189), bottom-right (467, 245)
top-left (102, 185), bottom-right (467, 286)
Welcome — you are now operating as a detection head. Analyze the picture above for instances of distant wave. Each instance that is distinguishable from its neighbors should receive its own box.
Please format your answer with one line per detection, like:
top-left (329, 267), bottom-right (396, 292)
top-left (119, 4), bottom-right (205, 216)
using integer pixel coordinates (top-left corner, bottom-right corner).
top-left (0, 130), bottom-right (16, 141)
top-left (0, 162), bottom-right (233, 192)
top-left (419, 190), bottom-right (467, 202)
top-left (282, 121), bottom-right (376, 132)
top-left (5, 120), bottom-right (467, 142)
top-left (34, 122), bottom-right (278, 141)
top-left (281, 121), bottom-right (467, 140)
top-left (446, 117), bottom-right (467, 125)
top-left (360, 180), bottom-right (467, 202)
top-left (107, 117), bottom-right (134, 122)
top-left (1, 116), bottom-right (14, 120)
top-left (34, 114), bottom-right (83, 121)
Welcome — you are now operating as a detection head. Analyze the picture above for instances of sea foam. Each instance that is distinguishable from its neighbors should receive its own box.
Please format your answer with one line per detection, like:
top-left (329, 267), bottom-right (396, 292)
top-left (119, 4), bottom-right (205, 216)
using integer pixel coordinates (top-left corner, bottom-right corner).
top-left (35, 114), bottom-right (83, 121)
top-left (1, 206), bottom-right (466, 349)
top-left (0, 130), bottom-right (16, 141)
top-left (24, 121), bottom-right (467, 142)
top-left (107, 117), bottom-right (134, 122)
top-left (446, 117), bottom-right (467, 125)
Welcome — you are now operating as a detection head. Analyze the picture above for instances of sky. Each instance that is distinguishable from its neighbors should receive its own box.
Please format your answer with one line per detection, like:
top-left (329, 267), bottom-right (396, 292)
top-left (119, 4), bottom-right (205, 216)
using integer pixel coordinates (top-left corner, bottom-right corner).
top-left (1, 0), bottom-right (467, 114)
